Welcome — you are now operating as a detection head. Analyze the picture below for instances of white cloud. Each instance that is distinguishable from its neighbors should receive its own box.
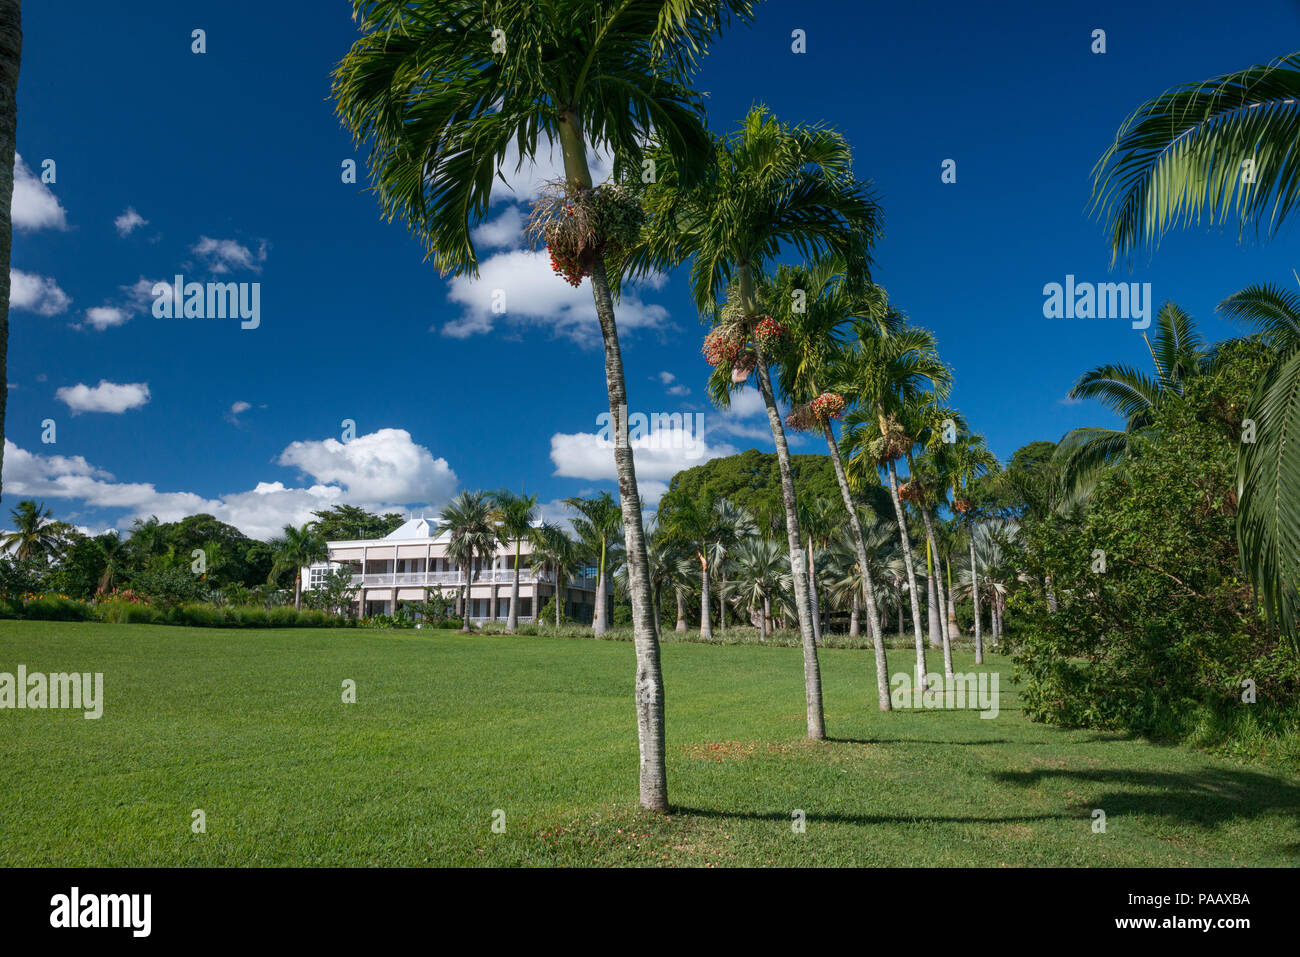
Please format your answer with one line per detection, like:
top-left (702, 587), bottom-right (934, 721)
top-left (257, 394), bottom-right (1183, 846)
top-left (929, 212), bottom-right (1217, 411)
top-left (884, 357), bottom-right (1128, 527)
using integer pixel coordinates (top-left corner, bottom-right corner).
top-left (471, 205), bottom-right (524, 249)
top-left (11, 154), bottom-right (67, 231)
top-left (230, 400), bottom-right (252, 415)
top-left (657, 371), bottom-right (676, 384)
top-left (278, 428), bottom-right (458, 504)
top-left (549, 422), bottom-right (737, 505)
top-left (55, 380), bottom-right (151, 415)
top-left (81, 306), bottom-right (130, 331)
top-left (443, 249), bottom-right (669, 345)
top-left (114, 207), bottom-right (148, 237)
top-left (191, 236), bottom-right (267, 274)
top-left (1, 428), bottom-right (463, 541)
top-left (666, 384), bottom-right (691, 396)
top-left (9, 269), bottom-right (71, 316)
top-left (489, 139), bottom-right (613, 204)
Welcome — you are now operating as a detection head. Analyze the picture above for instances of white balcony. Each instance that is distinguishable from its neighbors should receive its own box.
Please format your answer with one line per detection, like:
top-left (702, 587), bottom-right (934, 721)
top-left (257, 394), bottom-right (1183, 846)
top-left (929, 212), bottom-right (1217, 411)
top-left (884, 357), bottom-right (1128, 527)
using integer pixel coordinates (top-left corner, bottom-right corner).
top-left (349, 570), bottom-right (599, 590)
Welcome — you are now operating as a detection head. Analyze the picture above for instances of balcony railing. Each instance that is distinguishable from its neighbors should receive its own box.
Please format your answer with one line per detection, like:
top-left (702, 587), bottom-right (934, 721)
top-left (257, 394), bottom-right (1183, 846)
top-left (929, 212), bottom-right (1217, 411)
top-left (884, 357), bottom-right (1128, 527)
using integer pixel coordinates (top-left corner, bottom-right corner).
top-left (347, 570), bottom-right (599, 590)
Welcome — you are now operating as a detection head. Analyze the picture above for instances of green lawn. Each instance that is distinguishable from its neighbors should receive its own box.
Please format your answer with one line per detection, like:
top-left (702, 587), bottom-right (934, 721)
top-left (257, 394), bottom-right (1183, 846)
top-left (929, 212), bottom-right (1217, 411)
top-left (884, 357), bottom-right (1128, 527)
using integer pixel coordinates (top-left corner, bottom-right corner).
top-left (1, 620), bottom-right (1296, 866)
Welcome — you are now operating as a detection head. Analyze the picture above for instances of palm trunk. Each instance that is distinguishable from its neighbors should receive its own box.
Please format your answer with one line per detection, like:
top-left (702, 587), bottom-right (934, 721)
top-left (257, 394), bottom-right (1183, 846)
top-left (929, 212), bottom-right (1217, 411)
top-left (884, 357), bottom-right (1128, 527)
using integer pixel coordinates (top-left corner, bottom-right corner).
top-left (926, 543), bottom-right (941, 650)
top-left (461, 560), bottom-right (472, 632)
top-left (823, 427), bottom-right (890, 710)
top-left (0, 1), bottom-right (17, 503)
top-left (755, 351), bottom-right (825, 739)
top-left (761, 595), bottom-right (770, 641)
top-left (718, 569), bottom-right (726, 633)
top-left (920, 509), bottom-right (953, 682)
top-left (885, 459), bottom-right (929, 683)
top-left (946, 558), bottom-right (961, 638)
top-left (588, 256), bottom-right (667, 809)
top-left (675, 589), bottom-right (686, 632)
top-left (699, 556), bottom-right (712, 639)
top-left (506, 544), bottom-right (520, 632)
top-left (806, 537), bottom-right (822, 643)
top-left (294, 571), bottom-right (302, 611)
top-left (558, 111), bottom-right (665, 808)
top-left (555, 577), bottom-right (563, 628)
top-left (969, 533), bottom-right (983, 665)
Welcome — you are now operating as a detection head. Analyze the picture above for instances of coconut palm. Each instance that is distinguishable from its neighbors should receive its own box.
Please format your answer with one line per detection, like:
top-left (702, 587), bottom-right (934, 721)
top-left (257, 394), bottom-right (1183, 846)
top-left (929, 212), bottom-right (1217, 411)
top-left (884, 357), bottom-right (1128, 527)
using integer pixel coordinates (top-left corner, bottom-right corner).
top-left (0, 0), bottom-right (18, 503)
top-left (729, 536), bottom-right (791, 641)
top-left (839, 325), bottom-right (951, 684)
top-left (333, 0), bottom-right (758, 813)
top-left (629, 106), bottom-right (882, 739)
top-left (1091, 53), bottom-right (1300, 647)
top-left (1056, 301), bottom-right (1213, 493)
top-left (437, 491), bottom-right (499, 632)
top-left (267, 523), bottom-right (328, 611)
top-left (491, 489), bottom-right (538, 632)
top-left (1, 500), bottom-right (62, 561)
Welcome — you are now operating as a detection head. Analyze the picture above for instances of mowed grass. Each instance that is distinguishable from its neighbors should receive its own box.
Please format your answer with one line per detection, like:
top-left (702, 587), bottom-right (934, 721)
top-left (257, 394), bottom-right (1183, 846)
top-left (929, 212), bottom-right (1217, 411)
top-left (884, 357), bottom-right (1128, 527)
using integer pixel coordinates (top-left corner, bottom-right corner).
top-left (1, 620), bottom-right (1297, 867)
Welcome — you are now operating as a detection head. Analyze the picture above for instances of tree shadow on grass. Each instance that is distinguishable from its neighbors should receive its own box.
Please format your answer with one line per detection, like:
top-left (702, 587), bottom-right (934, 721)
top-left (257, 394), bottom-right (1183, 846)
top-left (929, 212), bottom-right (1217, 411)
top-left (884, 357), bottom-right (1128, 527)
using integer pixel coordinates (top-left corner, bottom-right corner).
top-left (990, 766), bottom-right (1300, 835)
top-left (668, 805), bottom-right (1068, 827)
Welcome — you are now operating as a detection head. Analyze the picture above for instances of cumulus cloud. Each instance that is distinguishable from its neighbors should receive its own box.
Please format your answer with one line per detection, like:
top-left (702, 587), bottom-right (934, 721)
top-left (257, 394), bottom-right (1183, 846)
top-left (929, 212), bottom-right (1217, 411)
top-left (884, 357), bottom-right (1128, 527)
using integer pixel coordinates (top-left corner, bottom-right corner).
top-left (471, 205), bottom-right (524, 249)
top-left (9, 269), bottom-right (71, 316)
top-left (442, 249), bottom-right (670, 345)
top-left (81, 306), bottom-right (130, 331)
top-left (278, 428), bottom-right (458, 504)
top-left (1, 428), bottom-right (463, 541)
top-left (55, 380), bottom-right (151, 414)
top-left (549, 420), bottom-right (737, 505)
top-left (114, 207), bottom-right (148, 237)
top-left (11, 154), bottom-right (68, 231)
top-left (191, 236), bottom-right (267, 274)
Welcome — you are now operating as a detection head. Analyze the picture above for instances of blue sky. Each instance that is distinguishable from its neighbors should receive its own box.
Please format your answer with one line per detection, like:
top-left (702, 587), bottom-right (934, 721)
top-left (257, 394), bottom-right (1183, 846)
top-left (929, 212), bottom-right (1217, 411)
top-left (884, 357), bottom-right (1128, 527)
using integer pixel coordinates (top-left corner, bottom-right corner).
top-left (7, 0), bottom-right (1300, 539)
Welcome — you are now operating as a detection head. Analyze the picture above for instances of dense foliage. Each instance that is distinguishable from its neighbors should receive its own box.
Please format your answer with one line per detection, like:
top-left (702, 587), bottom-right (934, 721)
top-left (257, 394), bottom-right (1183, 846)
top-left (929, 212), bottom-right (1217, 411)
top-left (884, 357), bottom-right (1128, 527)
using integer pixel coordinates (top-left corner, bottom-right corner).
top-left (1008, 342), bottom-right (1300, 739)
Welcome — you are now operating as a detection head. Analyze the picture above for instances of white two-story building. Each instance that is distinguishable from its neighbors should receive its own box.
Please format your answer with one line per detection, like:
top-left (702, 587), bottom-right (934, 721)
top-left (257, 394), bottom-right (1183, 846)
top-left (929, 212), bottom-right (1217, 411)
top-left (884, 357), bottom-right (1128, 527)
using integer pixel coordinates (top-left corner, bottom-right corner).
top-left (301, 517), bottom-right (603, 623)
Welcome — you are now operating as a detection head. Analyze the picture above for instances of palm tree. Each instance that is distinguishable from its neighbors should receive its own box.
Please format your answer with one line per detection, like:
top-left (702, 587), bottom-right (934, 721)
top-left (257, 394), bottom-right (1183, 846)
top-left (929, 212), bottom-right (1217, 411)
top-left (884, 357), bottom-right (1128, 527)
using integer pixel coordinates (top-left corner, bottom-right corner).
top-left (268, 524), bottom-right (328, 610)
top-left (769, 257), bottom-right (898, 709)
top-left (2, 500), bottom-right (60, 561)
top-left (708, 498), bottom-right (754, 633)
top-left (729, 537), bottom-right (791, 641)
top-left (839, 325), bottom-right (951, 685)
top-left (630, 107), bottom-right (883, 739)
top-left (492, 489), bottom-right (538, 632)
top-left (940, 432), bottom-right (1000, 664)
top-left (528, 522), bottom-right (579, 629)
top-left (1090, 53), bottom-right (1300, 647)
top-left (333, 0), bottom-right (760, 813)
top-left (659, 490), bottom-right (722, 638)
top-left (437, 491), bottom-right (499, 632)
top-left (565, 492), bottom-right (622, 634)
top-left (94, 532), bottom-right (126, 593)
top-left (1056, 302), bottom-right (1212, 493)
top-left (0, 0), bottom-right (19, 504)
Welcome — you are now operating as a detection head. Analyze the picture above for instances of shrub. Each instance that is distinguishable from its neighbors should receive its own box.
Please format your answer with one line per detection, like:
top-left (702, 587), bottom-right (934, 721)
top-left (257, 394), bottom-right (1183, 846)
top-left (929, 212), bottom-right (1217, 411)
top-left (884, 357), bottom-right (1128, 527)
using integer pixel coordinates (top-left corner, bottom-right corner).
top-left (95, 600), bottom-right (160, 625)
top-left (22, 596), bottom-right (93, 622)
top-left (268, 606), bottom-right (300, 627)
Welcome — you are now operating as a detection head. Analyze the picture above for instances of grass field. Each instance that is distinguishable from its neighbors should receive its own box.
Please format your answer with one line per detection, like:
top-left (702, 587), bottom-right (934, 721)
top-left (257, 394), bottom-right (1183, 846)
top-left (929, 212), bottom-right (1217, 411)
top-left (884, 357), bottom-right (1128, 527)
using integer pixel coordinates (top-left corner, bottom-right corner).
top-left (1, 620), bottom-right (1297, 866)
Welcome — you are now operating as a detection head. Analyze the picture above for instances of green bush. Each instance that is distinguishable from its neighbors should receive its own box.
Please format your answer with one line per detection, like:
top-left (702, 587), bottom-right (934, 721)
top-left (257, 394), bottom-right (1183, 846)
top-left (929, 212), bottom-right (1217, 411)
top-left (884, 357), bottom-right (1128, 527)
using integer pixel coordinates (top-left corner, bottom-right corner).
top-left (268, 606), bottom-right (300, 627)
top-left (22, 596), bottom-right (94, 622)
top-left (95, 600), bottom-right (160, 625)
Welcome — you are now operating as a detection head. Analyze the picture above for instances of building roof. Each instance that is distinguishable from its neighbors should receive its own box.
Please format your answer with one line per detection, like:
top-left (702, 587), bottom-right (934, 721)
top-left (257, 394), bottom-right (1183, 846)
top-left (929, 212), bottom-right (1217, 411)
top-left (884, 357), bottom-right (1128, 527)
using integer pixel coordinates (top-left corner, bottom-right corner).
top-left (382, 517), bottom-right (448, 542)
